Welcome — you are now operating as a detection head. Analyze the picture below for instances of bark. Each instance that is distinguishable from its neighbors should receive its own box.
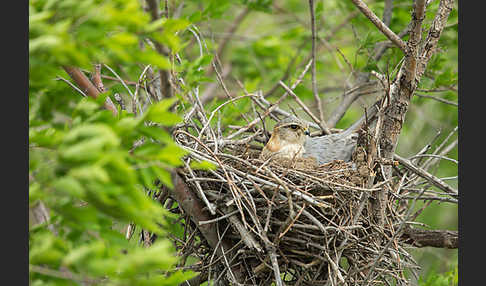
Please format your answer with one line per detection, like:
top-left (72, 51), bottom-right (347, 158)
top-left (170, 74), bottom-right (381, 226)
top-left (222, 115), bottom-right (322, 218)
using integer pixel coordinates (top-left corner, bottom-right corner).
top-left (371, 0), bottom-right (453, 227)
top-left (62, 66), bottom-right (118, 116)
top-left (402, 226), bottom-right (458, 249)
top-left (171, 171), bottom-right (244, 284)
top-left (145, 0), bottom-right (173, 99)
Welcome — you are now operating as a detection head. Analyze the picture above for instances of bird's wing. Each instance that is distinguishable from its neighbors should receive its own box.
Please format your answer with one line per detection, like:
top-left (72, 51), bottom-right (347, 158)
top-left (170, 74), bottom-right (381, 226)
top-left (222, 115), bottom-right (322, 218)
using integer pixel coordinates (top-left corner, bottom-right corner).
top-left (304, 132), bottom-right (358, 164)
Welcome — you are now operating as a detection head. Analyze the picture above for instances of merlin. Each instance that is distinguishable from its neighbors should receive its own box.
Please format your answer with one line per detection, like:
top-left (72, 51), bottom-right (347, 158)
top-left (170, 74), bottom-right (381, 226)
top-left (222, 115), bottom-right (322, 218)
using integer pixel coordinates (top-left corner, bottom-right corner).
top-left (260, 108), bottom-right (376, 164)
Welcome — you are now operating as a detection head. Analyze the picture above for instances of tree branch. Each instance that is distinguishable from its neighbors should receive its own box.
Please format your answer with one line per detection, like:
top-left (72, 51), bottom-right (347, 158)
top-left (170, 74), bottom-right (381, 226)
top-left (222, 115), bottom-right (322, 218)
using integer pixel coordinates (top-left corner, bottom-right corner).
top-left (402, 227), bottom-right (458, 249)
top-left (308, 0), bottom-right (325, 127)
top-left (350, 0), bottom-right (408, 54)
top-left (145, 0), bottom-right (173, 99)
top-left (62, 66), bottom-right (118, 116)
top-left (417, 0), bottom-right (454, 79)
top-left (404, 0), bottom-right (426, 85)
top-left (394, 154), bottom-right (458, 196)
top-left (171, 171), bottom-right (244, 284)
top-left (382, 0), bottom-right (393, 27)
top-left (213, 7), bottom-right (250, 70)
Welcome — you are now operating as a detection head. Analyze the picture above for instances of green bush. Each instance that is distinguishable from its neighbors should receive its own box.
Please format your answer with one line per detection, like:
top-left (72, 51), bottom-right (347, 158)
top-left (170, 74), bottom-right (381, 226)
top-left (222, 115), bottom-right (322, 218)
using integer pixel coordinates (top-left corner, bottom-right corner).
top-left (29, 0), bottom-right (195, 284)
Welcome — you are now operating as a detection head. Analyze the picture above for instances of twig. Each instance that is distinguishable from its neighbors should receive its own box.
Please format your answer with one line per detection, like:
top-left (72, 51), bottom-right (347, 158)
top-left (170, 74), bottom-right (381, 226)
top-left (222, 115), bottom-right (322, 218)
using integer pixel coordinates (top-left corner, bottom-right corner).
top-left (55, 76), bottom-right (86, 97)
top-left (92, 63), bottom-right (105, 93)
top-left (29, 264), bottom-right (103, 285)
top-left (415, 93), bottom-right (458, 106)
top-left (227, 59), bottom-right (313, 140)
top-left (308, 0), bottom-right (325, 125)
top-left (278, 80), bottom-right (330, 134)
top-left (394, 154), bottom-right (457, 196)
top-left (212, 7), bottom-right (250, 71)
top-left (103, 64), bottom-right (143, 115)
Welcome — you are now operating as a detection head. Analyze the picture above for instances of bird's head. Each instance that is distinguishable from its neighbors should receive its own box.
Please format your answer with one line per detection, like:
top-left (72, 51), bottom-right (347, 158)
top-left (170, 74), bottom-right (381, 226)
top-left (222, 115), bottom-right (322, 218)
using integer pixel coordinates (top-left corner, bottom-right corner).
top-left (272, 116), bottom-right (310, 145)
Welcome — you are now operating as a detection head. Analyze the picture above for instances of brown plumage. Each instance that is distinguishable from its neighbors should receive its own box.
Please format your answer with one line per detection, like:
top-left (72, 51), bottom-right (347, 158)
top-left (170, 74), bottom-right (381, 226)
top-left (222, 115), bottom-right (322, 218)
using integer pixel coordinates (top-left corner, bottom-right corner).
top-left (259, 116), bottom-right (310, 161)
top-left (260, 103), bottom-right (379, 165)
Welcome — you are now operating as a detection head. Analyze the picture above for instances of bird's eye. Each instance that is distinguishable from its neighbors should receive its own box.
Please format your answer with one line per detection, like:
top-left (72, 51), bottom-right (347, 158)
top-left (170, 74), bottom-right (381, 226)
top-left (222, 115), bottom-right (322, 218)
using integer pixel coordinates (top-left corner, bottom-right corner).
top-left (289, 124), bottom-right (298, 130)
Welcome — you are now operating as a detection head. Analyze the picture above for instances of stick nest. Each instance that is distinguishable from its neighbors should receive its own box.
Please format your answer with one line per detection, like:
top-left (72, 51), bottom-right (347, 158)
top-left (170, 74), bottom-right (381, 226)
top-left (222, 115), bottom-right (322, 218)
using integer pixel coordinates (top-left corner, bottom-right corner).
top-left (170, 103), bottom-right (417, 285)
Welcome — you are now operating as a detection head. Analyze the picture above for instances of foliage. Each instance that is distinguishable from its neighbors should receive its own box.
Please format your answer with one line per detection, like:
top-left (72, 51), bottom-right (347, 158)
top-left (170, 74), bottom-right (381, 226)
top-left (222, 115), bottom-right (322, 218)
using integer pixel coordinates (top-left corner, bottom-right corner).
top-left (29, 0), bottom-right (195, 284)
top-left (419, 264), bottom-right (458, 286)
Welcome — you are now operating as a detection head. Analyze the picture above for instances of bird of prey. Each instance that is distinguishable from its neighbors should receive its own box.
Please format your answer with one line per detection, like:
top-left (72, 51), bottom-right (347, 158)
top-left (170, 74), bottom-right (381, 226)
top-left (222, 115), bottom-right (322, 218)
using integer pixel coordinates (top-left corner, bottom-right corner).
top-left (259, 116), bottom-right (311, 161)
top-left (260, 105), bottom-right (378, 165)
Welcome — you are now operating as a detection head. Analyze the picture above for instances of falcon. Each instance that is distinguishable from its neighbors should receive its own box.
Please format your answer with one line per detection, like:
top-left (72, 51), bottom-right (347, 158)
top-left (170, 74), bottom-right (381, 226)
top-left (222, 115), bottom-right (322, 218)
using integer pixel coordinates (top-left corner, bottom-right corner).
top-left (260, 106), bottom-right (377, 164)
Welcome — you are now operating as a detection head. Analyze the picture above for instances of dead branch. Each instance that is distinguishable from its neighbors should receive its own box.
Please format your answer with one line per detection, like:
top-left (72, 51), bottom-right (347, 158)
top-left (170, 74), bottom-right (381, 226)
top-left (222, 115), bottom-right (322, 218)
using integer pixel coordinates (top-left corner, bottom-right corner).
top-left (402, 226), bottom-right (458, 249)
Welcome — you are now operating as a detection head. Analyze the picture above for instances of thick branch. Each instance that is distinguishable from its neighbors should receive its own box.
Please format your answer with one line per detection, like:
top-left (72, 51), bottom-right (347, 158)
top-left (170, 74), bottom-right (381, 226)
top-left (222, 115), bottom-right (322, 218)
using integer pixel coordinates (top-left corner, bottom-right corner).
top-left (172, 171), bottom-right (232, 254)
top-left (373, 0), bottom-right (453, 227)
top-left (417, 0), bottom-right (454, 79)
top-left (171, 171), bottom-right (244, 284)
top-left (145, 0), bottom-right (173, 99)
top-left (402, 227), bottom-right (458, 249)
top-left (404, 0), bottom-right (426, 84)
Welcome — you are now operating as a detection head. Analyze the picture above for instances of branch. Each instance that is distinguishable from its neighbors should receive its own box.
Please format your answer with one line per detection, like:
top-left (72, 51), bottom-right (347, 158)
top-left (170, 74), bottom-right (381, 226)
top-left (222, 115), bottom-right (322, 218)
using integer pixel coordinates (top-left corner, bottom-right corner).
top-left (327, 24), bottom-right (411, 128)
top-left (402, 227), bottom-right (458, 249)
top-left (394, 154), bottom-right (457, 196)
top-left (415, 93), bottom-right (458, 106)
top-left (200, 63), bottom-right (232, 104)
top-left (91, 63), bottom-right (106, 93)
top-left (62, 66), bottom-right (118, 116)
top-left (278, 80), bottom-right (330, 134)
top-left (212, 7), bottom-right (250, 71)
top-left (179, 273), bottom-right (208, 286)
top-left (55, 76), bottom-right (87, 97)
top-left (404, 0), bottom-right (427, 84)
top-left (29, 264), bottom-right (104, 285)
top-left (350, 0), bottom-right (407, 54)
top-left (308, 0), bottom-right (325, 126)
top-left (373, 0), bottom-right (453, 226)
top-left (145, 0), bottom-right (173, 99)
top-left (417, 0), bottom-right (454, 79)
top-left (170, 171), bottom-right (244, 283)
top-left (226, 59), bottom-right (313, 140)
top-left (29, 201), bottom-right (58, 235)
top-left (382, 0), bottom-right (393, 27)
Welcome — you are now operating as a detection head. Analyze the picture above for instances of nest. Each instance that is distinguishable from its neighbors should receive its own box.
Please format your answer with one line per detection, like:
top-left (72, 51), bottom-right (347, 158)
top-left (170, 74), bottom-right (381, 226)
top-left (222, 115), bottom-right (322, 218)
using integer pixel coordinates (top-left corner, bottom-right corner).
top-left (168, 97), bottom-right (420, 285)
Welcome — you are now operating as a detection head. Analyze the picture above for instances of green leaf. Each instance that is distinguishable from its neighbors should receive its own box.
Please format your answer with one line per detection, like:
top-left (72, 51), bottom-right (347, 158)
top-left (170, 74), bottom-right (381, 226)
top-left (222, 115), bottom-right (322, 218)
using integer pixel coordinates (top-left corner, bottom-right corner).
top-left (157, 142), bottom-right (188, 166)
top-left (60, 124), bottom-right (120, 162)
top-left (137, 125), bottom-right (172, 143)
top-left (152, 166), bottom-right (173, 189)
top-left (190, 160), bottom-right (217, 171)
top-left (144, 98), bottom-right (182, 125)
top-left (162, 18), bottom-right (190, 34)
top-left (52, 176), bottom-right (86, 197)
